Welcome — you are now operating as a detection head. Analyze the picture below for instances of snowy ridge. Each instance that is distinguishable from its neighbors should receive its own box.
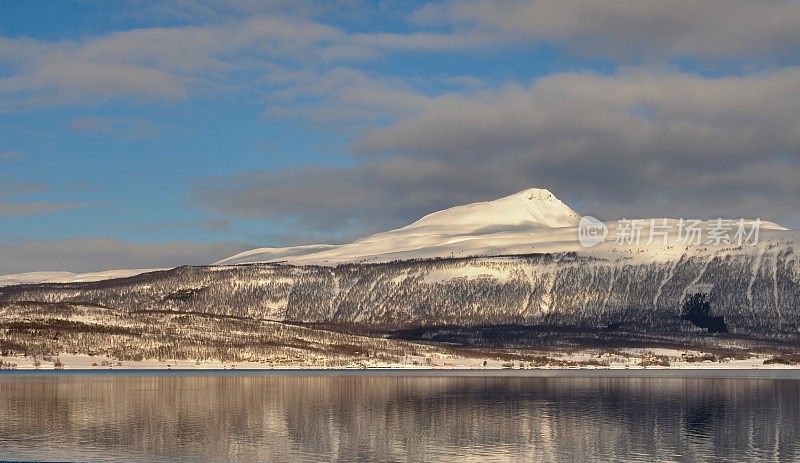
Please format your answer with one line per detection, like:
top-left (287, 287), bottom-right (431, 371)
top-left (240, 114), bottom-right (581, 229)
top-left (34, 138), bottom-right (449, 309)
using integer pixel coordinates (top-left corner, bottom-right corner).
top-left (3, 188), bottom-right (795, 285)
top-left (0, 269), bottom-right (159, 287)
top-left (216, 188), bottom-right (793, 266)
top-left (217, 188), bottom-right (583, 265)
top-left (218, 244), bottom-right (337, 265)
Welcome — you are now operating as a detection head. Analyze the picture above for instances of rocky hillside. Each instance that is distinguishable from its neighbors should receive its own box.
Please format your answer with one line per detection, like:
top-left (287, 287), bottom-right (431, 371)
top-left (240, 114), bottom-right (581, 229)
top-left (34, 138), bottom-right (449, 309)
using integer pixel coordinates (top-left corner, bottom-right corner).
top-left (3, 245), bottom-right (799, 336)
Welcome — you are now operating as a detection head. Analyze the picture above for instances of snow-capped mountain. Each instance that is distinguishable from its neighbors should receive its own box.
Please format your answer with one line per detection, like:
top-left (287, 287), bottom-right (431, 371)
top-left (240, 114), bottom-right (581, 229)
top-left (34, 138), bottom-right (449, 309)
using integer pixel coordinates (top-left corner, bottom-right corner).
top-left (2, 187), bottom-right (799, 346)
top-left (217, 188), bottom-right (582, 265)
top-left (2, 187), bottom-right (796, 287)
top-left (217, 188), bottom-right (791, 266)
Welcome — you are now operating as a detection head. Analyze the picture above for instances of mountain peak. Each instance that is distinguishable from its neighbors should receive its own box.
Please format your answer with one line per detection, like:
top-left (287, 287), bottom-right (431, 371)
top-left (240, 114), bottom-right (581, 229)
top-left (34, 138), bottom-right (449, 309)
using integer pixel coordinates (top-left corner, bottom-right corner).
top-left (403, 187), bottom-right (580, 233)
top-left (516, 187), bottom-right (552, 196)
top-left (515, 187), bottom-right (558, 201)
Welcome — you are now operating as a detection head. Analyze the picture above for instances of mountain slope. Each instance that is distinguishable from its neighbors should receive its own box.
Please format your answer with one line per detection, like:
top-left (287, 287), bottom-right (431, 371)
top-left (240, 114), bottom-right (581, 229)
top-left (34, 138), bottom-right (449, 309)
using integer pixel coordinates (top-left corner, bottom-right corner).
top-left (217, 188), bottom-right (790, 266)
top-left (401, 188), bottom-right (580, 232)
top-left (3, 188), bottom-right (799, 362)
top-left (217, 188), bottom-right (580, 265)
top-left (0, 269), bottom-right (159, 287)
top-left (4, 243), bottom-right (800, 334)
top-left (3, 188), bottom-right (794, 283)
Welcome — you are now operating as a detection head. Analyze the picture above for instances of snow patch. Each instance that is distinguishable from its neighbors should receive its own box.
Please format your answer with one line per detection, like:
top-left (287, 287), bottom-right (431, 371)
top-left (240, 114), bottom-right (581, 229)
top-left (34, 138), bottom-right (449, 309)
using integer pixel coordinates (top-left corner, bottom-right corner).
top-left (424, 266), bottom-right (513, 284)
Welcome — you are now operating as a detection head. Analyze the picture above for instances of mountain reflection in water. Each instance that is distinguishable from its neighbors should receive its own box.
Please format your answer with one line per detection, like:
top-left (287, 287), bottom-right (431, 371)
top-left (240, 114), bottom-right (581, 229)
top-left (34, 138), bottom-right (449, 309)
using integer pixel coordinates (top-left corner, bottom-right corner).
top-left (0, 374), bottom-right (798, 462)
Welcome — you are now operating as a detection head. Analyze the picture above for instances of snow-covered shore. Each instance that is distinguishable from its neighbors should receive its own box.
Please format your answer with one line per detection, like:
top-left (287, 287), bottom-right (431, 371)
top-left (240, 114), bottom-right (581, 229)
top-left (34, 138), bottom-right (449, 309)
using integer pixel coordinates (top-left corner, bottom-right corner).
top-left (3, 349), bottom-right (798, 371)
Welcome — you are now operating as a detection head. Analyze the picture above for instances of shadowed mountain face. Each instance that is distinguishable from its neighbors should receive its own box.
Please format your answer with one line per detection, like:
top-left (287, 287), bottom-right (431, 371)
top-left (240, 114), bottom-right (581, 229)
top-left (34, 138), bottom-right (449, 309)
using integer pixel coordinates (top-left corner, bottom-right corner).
top-left (2, 248), bottom-right (799, 335)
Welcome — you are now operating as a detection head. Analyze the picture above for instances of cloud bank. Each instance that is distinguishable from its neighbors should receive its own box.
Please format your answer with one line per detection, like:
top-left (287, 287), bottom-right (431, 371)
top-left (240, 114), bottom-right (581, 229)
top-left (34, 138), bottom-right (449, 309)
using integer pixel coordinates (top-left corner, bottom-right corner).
top-left (196, 67), bottom-right (800, 231)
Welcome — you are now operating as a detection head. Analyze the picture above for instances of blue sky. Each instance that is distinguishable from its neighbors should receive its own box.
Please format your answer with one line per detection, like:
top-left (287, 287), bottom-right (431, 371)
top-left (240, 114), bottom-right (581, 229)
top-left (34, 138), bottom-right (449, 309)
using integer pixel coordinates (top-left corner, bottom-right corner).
top-left (1, 1), bottom-right (799, 273)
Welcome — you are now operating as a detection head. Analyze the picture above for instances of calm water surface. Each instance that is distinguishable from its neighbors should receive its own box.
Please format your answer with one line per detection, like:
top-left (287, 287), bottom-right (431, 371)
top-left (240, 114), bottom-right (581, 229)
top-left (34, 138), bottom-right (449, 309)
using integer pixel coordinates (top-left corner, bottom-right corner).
top-left (1, 371), bottom-right (799, 462)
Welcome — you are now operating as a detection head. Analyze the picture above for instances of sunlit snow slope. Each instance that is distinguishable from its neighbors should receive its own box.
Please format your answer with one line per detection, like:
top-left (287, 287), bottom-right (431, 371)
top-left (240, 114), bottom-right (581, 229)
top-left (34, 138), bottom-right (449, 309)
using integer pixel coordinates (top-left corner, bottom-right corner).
top-left (0, 269), bottom-right (159, 287)
top-left (217, 188), bottom-right (792, 266)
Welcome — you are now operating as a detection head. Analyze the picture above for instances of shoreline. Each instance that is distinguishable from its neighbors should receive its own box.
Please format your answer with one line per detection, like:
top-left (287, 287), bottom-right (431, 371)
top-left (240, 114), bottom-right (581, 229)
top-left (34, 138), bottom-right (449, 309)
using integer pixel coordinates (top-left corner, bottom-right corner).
top-left (4, 348), bottom-right (800, 374)
top-left (3, 352), bottom-right (800, 376)
top-left (2, 368), bottom-right (800, 380)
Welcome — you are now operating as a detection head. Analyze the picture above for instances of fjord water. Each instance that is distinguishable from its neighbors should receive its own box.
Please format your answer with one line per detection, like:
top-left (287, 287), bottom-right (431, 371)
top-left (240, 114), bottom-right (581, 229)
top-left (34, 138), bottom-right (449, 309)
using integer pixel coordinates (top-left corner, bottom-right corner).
top-left (1, 373), bottom-right (799, 462)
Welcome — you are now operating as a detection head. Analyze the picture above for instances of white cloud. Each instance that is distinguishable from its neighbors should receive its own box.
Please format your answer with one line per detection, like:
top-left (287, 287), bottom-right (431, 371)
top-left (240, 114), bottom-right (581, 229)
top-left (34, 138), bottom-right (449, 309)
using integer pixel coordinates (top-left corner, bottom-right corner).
top-left (414, 0), bottom-right (800, 62)
top-left (4, 2), bottom-right (797, 112)
top-left (0, 16), bottom-right (344, 109)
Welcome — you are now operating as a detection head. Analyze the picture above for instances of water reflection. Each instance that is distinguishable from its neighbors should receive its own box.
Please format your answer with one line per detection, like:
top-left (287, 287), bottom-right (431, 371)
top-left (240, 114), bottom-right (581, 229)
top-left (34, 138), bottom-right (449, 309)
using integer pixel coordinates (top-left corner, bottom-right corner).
top-left (0, 375), bottom-right (798, 462)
